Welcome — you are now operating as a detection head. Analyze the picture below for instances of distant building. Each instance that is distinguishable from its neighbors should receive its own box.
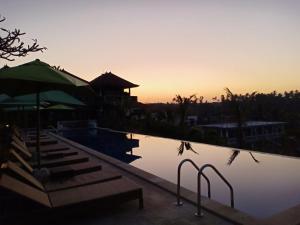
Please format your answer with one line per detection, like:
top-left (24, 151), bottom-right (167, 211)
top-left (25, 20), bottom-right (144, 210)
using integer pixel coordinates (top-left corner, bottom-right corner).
top-left (200, 121), bottom-right (286, 146)
top-left (90, 72), bottom-right (139, 107)
top-left (185, 115), bottom-right (198, 126)
top-left (90, 72), bottom-right (139, 123)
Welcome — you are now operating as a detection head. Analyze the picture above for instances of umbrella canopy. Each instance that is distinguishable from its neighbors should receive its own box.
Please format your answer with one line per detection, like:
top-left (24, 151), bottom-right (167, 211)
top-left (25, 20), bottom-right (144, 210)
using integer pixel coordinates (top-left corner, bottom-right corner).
top-left (0, 59), bottom-right (88, 95)
top-left (3, 105), bottom-right (45, 111)
top-left (0, 97), bottom-right (47, 107)
top-left (45, 104), bottom-right (75, 110)
top-left (0, 59), bottom-right (90, 169)
top-left (13, 90), bottom-right (85, 106)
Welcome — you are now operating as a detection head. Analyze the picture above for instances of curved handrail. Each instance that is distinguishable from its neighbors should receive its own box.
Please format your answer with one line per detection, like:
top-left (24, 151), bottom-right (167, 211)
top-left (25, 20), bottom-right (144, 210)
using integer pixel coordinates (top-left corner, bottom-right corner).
top-left (176, 159), bottom-right (211, 206)
top-left (196, 164), bottom-right (234, 216)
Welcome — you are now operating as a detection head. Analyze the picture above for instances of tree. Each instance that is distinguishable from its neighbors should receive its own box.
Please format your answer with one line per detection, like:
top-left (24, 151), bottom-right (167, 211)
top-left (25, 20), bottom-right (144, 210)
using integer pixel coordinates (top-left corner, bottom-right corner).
top-left (224, 88), bottom-right (245, 148)
top-left (0, 15), bottom-right (46, 61)
top-left (227, 150), bottom-right (259, 165)
top-left (177, 141), bottom-right (198, 155)
top-left (173, 94), bottom-right (198, 127)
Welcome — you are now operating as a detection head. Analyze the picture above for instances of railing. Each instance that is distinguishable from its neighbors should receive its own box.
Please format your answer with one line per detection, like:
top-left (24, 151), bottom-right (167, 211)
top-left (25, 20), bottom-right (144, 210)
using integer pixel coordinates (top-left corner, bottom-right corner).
top-left (176, 159), bottom-right (211, 206)
top-left (176, 159), bottom-right (234, 217)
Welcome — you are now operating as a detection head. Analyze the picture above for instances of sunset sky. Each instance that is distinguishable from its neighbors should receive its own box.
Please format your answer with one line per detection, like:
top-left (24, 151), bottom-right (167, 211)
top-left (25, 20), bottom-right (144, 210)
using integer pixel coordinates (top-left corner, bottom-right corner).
top-left (1, 0), bottom-right (300, 103)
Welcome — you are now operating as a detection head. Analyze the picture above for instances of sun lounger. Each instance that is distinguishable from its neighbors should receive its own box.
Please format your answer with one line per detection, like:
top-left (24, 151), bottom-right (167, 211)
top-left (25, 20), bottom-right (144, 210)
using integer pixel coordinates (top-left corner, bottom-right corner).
top-left (26, 139), bottom-right (58, 147)
top-left (50, 161), bottom-right (102, 178)
top-left (0, 161), bottom-right (143, 210)
top-left (11, 139), bottom-right (77, 161)
top-left (41, 150), bottom-right (78, 159)
top-left (32, 154), bottom-right (89, 168)
top-left (29, 144), bottom-right (70, 153)
top-left (3, 128), bottom-right (143, 212)
top-left (10, 147), bottom-right (102, 178)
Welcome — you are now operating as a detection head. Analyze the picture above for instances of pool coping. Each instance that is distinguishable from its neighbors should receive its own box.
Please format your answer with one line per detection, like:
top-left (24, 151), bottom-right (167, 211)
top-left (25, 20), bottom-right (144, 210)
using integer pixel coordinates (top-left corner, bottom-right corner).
top-left (50, 132), bottom-right (300, 225)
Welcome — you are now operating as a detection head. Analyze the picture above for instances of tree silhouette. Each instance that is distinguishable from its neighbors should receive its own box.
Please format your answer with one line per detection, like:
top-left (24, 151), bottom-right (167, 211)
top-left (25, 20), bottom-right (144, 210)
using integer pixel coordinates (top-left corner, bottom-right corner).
top-left (0, 16), bottom-right (46, 61)
top-left (223, 88), bottom-right (257, 148)
top-left (173, 94), bottom-right (198, 127)
top-left (224, 88), bottom-right (245, 148)
top-left (227, 149), bottom-right (260, 165)
top-left (177, 141), bottom-right (198, 155)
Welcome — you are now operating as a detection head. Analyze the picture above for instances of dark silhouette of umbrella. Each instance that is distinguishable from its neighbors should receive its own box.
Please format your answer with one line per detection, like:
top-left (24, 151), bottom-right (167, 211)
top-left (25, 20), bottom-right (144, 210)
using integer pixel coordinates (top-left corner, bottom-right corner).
top-left (13, 90), bottom-right (85, 106)
top-left (44, 104), bottom-right (75, 110)
top-left (0, 59), bottom-right (89, 168)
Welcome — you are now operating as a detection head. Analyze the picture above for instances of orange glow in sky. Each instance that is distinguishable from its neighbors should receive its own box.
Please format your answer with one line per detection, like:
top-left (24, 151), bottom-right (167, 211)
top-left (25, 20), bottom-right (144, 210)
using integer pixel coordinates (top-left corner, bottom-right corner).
top-left (2, 1), bottom-right (300, 103)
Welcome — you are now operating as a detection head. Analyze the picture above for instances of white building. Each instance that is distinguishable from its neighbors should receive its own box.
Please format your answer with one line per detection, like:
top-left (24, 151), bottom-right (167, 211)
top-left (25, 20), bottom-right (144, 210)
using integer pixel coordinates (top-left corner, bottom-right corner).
top-left (200, 121), bottom-right (286, 146)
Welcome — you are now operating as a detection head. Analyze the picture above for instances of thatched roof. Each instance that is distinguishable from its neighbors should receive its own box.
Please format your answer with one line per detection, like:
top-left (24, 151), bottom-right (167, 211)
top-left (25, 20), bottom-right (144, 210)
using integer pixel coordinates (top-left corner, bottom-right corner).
top-left (90, 72), bottom-right (139, 89)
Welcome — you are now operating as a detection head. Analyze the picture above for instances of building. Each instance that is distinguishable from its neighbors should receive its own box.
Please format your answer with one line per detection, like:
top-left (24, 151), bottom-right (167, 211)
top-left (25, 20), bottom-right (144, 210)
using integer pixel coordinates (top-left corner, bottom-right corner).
top-left (90, 72), bottom-right (139, 107)
top-left (90, 72), bottom-right (140, 126)
top-left (200, 121), bottom-right (286, 146)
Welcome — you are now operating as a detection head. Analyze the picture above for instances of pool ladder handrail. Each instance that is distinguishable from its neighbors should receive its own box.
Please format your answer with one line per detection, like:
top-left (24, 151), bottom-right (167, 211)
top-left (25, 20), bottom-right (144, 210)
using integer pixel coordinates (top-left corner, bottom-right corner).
top-left (176, 159), bottom-right (234, 217)
top-left (176, 159), bottom-right (211, 206)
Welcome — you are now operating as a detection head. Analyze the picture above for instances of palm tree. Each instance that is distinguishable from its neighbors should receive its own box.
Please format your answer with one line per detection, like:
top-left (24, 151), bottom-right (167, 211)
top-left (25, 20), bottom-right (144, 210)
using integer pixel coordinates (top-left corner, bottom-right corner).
top-left (227, 149), bottom-right (260, 165)
top-left (177, 141), bottom-right (198, 155)
top-left (224, 88), bottom-right (245, 148)
top-left (223, 88), bottom-right (257, 148)
top-left (173, 94), bottom-right (198, 128)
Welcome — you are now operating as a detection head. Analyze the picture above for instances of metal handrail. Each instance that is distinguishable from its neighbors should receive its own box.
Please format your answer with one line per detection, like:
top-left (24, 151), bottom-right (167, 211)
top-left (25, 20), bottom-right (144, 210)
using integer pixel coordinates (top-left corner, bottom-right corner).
top-left (176, 159), bottom-right (211, 206)
top-left (196, 164), bottom-right (234, 217)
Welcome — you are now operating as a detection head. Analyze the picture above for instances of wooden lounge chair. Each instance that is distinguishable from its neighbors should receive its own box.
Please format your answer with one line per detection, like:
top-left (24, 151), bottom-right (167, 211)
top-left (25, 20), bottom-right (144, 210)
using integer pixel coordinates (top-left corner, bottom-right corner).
top-left (41, 150), bottom-right (78, 159)
top-left (13, 134), bottom-right (71, 153)
top-left (32, 155), bottom-right (89, 168)
top-left (0, 161), bottom-right (143, 210)
top-left (29, 144), bottom-right (70, 153)
top-left (10, 128), bottom-right (57, 147)
top-left (11, 139), bottom-right (77, 160)
top-left (26, 139), bottom-right (58, 147)
top-left (9, 146), bottom-right (102, 178)
top-left (1, 127), bottom-right (144, 216)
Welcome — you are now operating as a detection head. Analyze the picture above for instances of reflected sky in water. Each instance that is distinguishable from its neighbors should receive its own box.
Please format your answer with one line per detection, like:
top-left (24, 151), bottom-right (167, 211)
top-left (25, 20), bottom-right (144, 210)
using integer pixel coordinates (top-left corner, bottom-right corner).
top-left (62, 129), bottom-right (300, 219)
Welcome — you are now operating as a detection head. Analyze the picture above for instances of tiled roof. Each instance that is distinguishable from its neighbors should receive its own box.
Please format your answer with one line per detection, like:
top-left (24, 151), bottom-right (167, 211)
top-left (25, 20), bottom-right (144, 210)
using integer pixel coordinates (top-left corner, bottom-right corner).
top-left (90, 72), bottom-right (139, 89)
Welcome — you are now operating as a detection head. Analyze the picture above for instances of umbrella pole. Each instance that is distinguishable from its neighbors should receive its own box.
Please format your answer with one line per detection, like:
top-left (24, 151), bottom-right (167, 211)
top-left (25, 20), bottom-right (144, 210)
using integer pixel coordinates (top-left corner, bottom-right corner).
top-left (36, 90), bottom-right (41, 169)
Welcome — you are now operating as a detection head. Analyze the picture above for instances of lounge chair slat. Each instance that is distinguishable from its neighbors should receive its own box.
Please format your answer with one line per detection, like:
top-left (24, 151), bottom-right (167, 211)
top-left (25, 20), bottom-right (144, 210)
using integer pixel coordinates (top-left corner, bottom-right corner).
top-left (11, 141), bottom-right (32, 158)
top-left (45, 171), bottom-right (122, 192)
top-left (6, 161), bottom-right (45, 191)
top-left (10, 149), bottom-right (34, 173)
top-left (29, 144), bottom-right (70, 153)
top-left (49, 178), bottom-right (142, 208)
top-left (0, 174), bottom-right (51, 207)
top-left (33, 155), bottom-right (89, 168)
top-left (26, 139), bottom-right (58, 147)
top-left (50, 162), bottom-right (102, 178)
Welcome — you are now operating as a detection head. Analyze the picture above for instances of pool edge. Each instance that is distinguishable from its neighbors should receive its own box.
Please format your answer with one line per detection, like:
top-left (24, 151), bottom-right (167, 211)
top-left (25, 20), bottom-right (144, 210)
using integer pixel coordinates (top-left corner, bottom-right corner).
top-left (50, 132), bottom-right (299, 225)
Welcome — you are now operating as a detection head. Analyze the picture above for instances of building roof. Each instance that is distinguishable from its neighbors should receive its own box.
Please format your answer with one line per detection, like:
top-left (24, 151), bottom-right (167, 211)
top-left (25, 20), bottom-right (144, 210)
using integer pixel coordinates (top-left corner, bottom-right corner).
top-left (200, 121), bottom-right (286, 129)
top-left (90, 72), bottom-right (139, 89)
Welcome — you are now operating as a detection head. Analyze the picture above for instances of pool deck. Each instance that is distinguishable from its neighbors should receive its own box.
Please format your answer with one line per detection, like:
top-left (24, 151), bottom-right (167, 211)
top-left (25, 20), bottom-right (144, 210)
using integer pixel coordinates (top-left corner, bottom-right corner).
top-left (12, 132), bottom-right (297, 225)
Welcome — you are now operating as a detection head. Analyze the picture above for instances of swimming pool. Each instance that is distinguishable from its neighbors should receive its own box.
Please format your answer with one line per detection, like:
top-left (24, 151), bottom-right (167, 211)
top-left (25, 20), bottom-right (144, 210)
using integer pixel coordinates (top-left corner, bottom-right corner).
top-left (60, 128), bottom-right (300, 219)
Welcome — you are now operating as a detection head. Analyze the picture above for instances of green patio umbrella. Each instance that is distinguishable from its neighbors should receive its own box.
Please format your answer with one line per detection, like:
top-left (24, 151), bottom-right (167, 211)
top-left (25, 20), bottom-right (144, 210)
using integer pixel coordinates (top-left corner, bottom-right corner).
top-left (0, 96), bottom-right (47, 107)
top-left (3, 105), bottom-right (45, 111)
top-left (13, 90), bottom-right (85, 106)
top-left (0, 59), bottom-right (90, 168)
top-left (45, 104), bottom-right (75, 110)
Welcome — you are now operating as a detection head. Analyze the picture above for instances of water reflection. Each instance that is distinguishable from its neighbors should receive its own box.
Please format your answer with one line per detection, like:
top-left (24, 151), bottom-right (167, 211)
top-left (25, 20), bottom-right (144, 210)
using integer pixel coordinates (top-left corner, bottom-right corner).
top-left (61, 129), bottom-right (142, 163)
top-left (227, 149), bottom-right (260, 165)
top-left (62, 128), bottom-right (300, 218)
top-left (177, 141), bottom-right (199, 155)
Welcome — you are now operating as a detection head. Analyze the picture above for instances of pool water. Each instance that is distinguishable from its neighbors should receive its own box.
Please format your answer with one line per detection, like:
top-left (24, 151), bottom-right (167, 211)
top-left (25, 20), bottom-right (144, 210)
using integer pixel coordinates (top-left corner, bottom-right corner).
top-left (60, 128), bottom-right (300, 219)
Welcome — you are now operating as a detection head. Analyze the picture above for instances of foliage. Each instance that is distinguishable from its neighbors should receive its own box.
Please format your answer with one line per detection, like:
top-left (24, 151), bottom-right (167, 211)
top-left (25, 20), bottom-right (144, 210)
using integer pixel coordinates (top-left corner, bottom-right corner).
top-left (177, 141), bottom-right (198, 155)
top-left (172, 94), bottom-right (198, 127)
top-left (0, 15), bottom-right (46, 61)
